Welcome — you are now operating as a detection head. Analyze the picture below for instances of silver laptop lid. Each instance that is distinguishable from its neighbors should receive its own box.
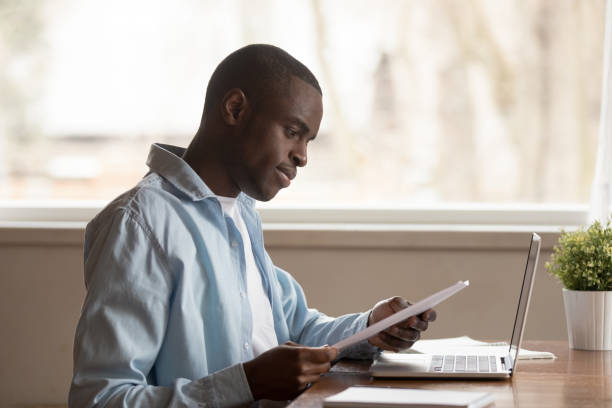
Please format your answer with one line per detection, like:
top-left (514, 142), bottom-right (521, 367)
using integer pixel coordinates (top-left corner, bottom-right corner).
top-left (506, 232), bottom-right (541, 375)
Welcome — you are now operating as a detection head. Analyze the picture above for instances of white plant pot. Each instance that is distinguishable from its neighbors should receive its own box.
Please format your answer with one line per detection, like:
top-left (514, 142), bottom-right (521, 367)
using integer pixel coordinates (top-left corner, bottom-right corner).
top-left (562, 288), bottom-right (612, 350)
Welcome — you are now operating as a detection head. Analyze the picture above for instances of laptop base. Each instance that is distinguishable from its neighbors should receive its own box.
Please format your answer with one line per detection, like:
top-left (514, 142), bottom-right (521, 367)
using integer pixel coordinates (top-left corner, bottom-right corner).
top-left (371, 353), bottom-right (511, 379)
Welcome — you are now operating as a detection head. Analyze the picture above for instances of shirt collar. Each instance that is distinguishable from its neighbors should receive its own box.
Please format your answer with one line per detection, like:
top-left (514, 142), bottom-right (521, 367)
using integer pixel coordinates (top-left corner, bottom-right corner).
top-left (145, 143), bottom-right (255, 208)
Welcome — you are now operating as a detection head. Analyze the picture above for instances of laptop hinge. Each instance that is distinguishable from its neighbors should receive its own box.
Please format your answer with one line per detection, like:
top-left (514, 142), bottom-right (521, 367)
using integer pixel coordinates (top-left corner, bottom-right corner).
top-left (505, 352), bottom-right (514, 374)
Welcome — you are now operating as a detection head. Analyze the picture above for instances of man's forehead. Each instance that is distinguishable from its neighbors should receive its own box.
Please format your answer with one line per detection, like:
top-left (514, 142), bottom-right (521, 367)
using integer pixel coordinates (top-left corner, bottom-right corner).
top-left (255, 75), bottom-right (317, 102)
top-left (260, 76), bottom-right (322, 114)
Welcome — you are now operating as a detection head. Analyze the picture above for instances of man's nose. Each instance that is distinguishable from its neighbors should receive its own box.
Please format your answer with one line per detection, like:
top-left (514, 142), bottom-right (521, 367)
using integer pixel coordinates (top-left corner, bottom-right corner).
top-left (291, 143), bottom-right (307, 167)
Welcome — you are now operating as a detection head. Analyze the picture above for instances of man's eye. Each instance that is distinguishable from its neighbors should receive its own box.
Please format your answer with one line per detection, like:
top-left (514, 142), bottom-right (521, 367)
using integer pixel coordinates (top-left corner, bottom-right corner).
top-left (286, 128), bottom-right (298, 138)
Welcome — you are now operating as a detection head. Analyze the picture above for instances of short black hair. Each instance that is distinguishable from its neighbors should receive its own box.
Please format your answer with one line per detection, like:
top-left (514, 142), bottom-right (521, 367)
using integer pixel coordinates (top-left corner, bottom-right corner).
top-left (202, 44), bottom-right (322, 116)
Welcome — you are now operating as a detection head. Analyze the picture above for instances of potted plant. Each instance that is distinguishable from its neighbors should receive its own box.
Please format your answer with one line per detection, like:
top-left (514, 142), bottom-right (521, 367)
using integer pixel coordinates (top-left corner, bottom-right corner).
top-left (546, 220), bottom-right (612, 350)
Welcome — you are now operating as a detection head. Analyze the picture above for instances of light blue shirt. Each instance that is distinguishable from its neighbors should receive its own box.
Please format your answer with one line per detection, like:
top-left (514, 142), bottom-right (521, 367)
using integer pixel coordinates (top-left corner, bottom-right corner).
top-left (69, 143), bottom-right (377, 407)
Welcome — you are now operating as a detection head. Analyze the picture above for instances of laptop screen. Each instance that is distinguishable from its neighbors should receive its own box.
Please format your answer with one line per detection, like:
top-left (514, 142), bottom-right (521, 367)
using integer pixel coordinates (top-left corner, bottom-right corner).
top-left (508, 233), bottom-right (541, 369)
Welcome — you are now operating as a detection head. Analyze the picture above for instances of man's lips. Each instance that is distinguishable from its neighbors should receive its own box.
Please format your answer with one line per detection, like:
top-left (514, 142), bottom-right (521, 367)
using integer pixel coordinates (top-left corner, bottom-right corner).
top-left (276, 166), bottom-right (296, 187)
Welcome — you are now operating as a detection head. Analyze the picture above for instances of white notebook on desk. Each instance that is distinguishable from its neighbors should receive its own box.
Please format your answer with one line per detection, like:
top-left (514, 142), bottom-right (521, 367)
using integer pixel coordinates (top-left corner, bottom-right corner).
top-left (323, 386), bottom-right (494, 408)
top-left (404, 336), bottom-right (556, 360)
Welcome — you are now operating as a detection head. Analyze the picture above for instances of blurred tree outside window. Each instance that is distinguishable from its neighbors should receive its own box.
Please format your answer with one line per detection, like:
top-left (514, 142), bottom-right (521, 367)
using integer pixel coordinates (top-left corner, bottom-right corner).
top-left (0, 0), bottom-right (604, 205)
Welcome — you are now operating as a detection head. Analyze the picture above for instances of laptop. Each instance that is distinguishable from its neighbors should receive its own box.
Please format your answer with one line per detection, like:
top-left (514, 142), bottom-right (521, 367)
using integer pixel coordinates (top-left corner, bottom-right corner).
top-left (370, 232), bottom-right (541, 379)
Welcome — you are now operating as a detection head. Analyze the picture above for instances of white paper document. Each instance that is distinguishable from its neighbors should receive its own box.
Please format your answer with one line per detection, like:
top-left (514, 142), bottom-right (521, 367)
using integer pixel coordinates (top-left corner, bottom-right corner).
top-left (401, 336), bottom-right (556, 360)
top-left (323, 386), bottom-right (494, 408)
top-left (332, 281), bottom-right (469, 351)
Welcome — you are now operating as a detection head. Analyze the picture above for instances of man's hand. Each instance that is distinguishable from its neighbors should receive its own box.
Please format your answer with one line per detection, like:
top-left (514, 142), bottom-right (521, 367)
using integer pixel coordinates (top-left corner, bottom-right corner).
top-left (242, 342), bottom-right (338, 401)
top-left (367, 296), bottom-right (437, 352)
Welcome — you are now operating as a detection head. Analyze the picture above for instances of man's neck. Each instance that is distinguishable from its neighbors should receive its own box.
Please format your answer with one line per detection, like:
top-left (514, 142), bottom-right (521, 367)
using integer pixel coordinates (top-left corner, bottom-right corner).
top-left (183, 139), bottom-right (240, 198)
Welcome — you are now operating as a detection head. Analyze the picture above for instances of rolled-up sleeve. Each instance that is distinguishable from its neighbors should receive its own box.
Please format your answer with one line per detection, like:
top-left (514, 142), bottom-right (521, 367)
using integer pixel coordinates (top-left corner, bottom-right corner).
top-left (69, 210), bottom-right (254, 407)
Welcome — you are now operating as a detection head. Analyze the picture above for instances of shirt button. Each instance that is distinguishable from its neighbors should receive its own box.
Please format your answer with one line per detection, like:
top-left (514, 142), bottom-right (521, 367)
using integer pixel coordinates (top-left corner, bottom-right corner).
top-left (244, 342), bottom-right (249, 349)
top-left (231, 241), bottom-right (238, 248)
top-left (240, 291), bottom-right (246, 298)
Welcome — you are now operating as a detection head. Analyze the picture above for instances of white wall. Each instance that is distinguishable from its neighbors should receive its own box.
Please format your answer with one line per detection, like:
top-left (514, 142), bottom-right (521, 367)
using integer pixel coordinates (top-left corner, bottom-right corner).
top-left (0, 226), bottom-right (565, 407)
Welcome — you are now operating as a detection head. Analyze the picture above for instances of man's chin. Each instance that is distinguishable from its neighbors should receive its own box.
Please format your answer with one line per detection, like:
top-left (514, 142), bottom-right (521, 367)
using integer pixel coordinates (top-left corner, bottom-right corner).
top-left (259, 189), bottom-right (280, 202)
top-left (244, 186), bottom-right (281, 202)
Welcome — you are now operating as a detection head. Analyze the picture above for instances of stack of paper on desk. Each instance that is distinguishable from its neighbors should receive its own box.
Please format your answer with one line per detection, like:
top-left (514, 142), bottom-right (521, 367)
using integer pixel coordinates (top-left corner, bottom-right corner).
top-left (323, 386), bottom-right (494, 408)
top-left (401, 336), bottom-right (556, 360)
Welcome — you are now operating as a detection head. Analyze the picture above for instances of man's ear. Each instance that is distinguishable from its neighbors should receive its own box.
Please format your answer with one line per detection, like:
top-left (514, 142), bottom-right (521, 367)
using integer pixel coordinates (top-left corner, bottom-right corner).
top-left (221, 88), bottom-right (248, 125)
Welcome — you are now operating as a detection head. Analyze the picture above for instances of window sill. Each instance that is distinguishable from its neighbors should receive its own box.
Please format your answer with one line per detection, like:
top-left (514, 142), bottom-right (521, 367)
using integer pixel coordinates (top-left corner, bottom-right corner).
top-left (0, 201), bottom-right (581, 249)
top-left (0, 221), bottom-right (561, 249)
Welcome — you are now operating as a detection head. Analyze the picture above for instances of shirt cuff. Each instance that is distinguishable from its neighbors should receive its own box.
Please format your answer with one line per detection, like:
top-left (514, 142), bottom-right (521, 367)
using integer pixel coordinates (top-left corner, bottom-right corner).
top-left (206, 363), bottom-right (254, 407)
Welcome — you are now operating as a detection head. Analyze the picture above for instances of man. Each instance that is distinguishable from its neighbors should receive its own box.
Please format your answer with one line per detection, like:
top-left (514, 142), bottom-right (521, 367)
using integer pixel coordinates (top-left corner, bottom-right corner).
top-left (69, 44), bottom-right (436, 407)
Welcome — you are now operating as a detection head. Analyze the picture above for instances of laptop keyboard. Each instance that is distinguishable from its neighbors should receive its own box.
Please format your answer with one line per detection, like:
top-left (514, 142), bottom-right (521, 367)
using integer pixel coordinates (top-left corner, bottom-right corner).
top-left (430, 355), bottom-right (498, 372)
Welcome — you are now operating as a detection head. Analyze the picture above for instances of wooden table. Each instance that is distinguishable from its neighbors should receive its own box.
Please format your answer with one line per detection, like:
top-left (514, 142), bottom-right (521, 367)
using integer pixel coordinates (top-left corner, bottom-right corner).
top-left (288, 341), bottom-right (612, 408)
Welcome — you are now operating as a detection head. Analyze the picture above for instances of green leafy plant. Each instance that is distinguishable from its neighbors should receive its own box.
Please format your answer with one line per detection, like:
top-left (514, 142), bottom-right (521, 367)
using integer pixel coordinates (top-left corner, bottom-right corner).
top-left (546, 220), bottom-right (612, 291)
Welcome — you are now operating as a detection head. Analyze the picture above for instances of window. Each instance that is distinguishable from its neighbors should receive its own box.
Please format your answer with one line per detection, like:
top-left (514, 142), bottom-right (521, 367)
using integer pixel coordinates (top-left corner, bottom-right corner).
top-left (0, 0), bottom-right (604, 208)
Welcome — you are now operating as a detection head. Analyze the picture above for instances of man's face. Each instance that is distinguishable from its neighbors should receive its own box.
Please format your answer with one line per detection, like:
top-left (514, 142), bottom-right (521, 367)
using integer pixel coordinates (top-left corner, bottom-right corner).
top-left (230, 77), bottom-right (323, 201)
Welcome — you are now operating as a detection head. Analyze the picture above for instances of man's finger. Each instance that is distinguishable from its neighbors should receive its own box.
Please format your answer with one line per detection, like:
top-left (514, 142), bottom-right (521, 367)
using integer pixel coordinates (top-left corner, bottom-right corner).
top-left (393, 315), bottom-right (428, 332)
top-left (380, 330), bottom-right (419, 349)
top-left (386, 325), bottom-right (421, 341)
top-left (373, 331), bottom-right (418, 351)
top-left (369, 335), bottom-right (399, 352)
top-left (389, 297), bottom-right (410, 313)
top-left (298, 346), bottom-right (337, 363)
top-left (420, 309), bottom-right (437, 322)
top-left (388, 299), bottom-right (433, 330)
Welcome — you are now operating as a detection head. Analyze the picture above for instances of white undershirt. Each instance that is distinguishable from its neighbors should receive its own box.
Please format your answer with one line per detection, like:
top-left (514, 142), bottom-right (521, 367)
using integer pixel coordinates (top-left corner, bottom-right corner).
top-left (217, 196), bottom-right (278, 356)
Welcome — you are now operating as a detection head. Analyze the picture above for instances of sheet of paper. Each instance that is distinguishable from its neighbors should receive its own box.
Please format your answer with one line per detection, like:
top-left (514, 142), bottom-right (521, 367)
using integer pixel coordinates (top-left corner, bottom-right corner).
top-left (398, 336), bottom-right (556, 359)
top-left (332, 280), bottom-right (469, 351)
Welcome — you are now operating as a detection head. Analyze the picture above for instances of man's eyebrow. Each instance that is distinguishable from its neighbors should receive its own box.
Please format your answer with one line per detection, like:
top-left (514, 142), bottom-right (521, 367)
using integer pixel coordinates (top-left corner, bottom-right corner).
top-left (288, 117), bottom-right (318, 141)
top-left (287, 117), bottom-right (310, 134)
